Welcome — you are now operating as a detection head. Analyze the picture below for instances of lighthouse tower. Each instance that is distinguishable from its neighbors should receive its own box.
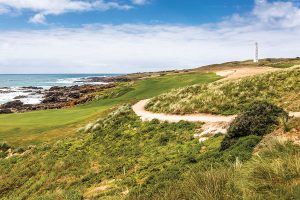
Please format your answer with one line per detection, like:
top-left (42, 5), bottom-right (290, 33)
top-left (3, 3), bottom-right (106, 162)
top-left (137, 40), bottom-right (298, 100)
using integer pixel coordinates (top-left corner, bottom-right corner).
top-left (254, 42), bottom-right (259, 63)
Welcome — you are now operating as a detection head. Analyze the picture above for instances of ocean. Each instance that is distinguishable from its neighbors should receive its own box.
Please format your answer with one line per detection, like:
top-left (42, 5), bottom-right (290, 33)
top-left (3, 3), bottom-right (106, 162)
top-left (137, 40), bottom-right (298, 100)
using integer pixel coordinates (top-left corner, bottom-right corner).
top-left (0, 74), bottom-right (120, 105)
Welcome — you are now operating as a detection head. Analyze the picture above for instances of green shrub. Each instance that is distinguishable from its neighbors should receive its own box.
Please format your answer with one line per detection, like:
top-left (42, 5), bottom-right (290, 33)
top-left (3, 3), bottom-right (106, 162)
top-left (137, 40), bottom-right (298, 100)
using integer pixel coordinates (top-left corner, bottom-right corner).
top-left (269, 63), bottom-right (294, 68)
top-left (64, 190), bottom-right (83, 200)
top-left (158, 134), bottom-right (170, 146)
top-left (0, 143), bottom-right (11, 152)
top-left (13, 147), bottom-right (25, 154)
top-left (0, 151), bottom-right (8, 159)
top-left (222, 135), bottom-right (262, 162)
top-left (221, 101), bottom-right (287, 150)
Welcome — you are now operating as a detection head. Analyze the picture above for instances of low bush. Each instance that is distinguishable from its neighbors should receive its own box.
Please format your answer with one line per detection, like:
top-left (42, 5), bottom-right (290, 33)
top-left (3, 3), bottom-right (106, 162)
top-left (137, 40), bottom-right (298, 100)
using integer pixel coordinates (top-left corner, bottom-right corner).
top-left (269, 63), bottom-right (295, 68)
top-left (221, 101), bottom-right (287, 150)
top-left (0, 143), bottom-right (11, 152)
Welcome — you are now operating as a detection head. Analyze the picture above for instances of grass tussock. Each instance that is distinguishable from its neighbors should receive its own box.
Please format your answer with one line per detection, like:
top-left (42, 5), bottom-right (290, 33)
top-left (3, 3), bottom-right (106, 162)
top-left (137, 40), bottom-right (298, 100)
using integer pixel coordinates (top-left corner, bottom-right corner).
top-left (146, 67), bottom-right (300, 115)
top-left (163, 139), bottom-right (300, 200)
top-left (240, 139), bottom-right (300, 199)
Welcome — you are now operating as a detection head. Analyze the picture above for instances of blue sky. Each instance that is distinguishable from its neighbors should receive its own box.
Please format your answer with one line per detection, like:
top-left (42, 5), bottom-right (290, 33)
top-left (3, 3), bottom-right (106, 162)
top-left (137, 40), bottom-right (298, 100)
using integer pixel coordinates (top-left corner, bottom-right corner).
top-left (0, 0), bottom-right (256, 29)
top-left (0, 0), bottom-right (300, 73)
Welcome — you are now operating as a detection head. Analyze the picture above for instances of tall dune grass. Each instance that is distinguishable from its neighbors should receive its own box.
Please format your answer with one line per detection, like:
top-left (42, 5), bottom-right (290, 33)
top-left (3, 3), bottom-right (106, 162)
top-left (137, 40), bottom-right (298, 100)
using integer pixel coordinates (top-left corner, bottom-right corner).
top-left (162, 138), bottom-right (300, 200)
top-left (146, 67), bottom-right (300, 115)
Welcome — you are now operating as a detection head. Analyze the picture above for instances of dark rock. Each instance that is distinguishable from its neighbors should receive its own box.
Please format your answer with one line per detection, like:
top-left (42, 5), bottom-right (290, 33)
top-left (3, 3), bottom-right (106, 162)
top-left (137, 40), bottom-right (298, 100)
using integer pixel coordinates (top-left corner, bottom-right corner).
top-left (45, 92), bottom-right (64, 97)
top-left (1, 100), bottom-right (24, 109)
top-left (21, 86), bottom-right (43, 90)
top-left (14, 95), bottom-right (27, 99)
top-left (0, 90), bottom-right (15, 94)
top-left (0, 109), bottom-right (12, 114)
top-left (42, 96), bottom-right (59, 103)
top-left (49, 86), bottom-right (67, 91)
top-left (68, 92), bottom-right (80, 98)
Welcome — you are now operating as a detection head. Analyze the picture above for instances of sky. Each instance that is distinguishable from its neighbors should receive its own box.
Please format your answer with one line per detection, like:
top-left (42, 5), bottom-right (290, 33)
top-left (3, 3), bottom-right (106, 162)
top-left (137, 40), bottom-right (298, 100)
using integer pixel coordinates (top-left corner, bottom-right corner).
top-left (0, 0), bottom-right (300, 73)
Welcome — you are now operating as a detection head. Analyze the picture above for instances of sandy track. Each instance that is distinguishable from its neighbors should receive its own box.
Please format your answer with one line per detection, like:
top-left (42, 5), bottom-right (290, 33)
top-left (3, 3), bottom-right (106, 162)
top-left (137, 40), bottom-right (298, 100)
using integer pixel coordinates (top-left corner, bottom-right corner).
top-left (132, 99), bottom-right (300, 123)
top-left (290, 112), bottom-right (300, 118)
top-left (132, 99), bottom-right (236, 123)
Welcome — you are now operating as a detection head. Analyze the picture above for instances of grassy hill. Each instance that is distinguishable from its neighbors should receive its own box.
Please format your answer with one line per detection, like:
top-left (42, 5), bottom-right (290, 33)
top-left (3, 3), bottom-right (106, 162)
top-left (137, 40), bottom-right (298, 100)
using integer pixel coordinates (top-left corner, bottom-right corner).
top-left (1, 104), bottom-right (299, 199)
top-left (193, 57), bottom-right (300, 72)
top-left (1, 59), bottom-right (300, 199)
top-left (146, 67), bottom-right (300, 115)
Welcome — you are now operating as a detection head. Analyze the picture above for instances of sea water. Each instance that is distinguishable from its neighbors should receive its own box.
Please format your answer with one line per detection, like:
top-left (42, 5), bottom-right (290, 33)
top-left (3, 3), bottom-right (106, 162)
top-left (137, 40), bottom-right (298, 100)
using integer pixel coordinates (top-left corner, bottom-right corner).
top-left (0, 74), bottom-right (120, 105)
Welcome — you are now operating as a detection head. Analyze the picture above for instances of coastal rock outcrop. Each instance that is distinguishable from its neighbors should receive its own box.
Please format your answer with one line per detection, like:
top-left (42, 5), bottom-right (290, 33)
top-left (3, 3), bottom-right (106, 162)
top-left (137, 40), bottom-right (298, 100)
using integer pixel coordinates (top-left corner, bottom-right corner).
top-left (0, 84), bottom-right (116, 114)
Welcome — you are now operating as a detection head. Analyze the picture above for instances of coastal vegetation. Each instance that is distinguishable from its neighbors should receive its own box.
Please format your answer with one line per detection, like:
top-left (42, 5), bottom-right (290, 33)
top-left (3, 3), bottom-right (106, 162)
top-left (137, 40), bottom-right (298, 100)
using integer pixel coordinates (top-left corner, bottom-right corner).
top-left (220, 101), bottom-right (288, 150)
top-left (146, 67), bottom-right (300, 115)
top-left (163, 138), bottom-right (300, 200)
top-left (1, 102), bottom-right (299, 199)
top-left (0, 72), bottom-right (220, 145)
top-left (1, 59), bottom-right (300, 199)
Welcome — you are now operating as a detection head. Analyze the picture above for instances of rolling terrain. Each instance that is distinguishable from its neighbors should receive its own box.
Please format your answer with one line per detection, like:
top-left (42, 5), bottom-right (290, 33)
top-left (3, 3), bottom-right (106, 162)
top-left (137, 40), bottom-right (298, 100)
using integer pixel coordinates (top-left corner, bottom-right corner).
top-left (146, 66), bottom-right (300, 115)
top-left (1, 58), bottom-right (300, 199)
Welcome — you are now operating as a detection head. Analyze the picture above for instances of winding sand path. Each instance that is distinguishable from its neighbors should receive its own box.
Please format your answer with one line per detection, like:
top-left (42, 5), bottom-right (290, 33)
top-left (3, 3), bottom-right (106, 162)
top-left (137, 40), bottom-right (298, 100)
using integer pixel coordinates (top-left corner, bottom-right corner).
top-left (132, 99), bottom-right (300, 123)
top-left (133, 66), bottom-right (300, 123)
top-left (290, 112), bottom-right (300, 118)
top-left (132, 99), bottom-right (236, 123)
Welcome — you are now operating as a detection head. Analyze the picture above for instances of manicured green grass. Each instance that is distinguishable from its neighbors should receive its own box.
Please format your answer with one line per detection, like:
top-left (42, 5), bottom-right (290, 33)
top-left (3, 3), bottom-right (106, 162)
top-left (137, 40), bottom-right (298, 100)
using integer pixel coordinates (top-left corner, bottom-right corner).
top-left (0, 72), bottom-right (220, 145)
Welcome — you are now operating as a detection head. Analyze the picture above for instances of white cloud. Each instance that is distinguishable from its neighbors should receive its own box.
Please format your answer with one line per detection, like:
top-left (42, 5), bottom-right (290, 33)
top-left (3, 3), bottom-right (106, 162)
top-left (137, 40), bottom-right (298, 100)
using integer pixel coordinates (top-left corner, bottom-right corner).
top-left (0, 0), bottom-right (300, 73)
top-left (226, 0), bottom-right (300, 28)
top-left (254, 0), bottom-right (300, 28)
top-left (132, 0), bottom-right (148, 5)
top-left (0, 0), bottom-right (132, 24)
top-left (29, 13), bottom-right (46, 24)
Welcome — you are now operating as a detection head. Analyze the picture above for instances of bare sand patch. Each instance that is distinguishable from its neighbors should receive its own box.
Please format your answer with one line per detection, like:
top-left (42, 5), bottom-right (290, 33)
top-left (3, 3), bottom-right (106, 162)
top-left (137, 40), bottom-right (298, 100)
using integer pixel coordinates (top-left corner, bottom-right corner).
top-left (216, 66), bottom-right (280, 81)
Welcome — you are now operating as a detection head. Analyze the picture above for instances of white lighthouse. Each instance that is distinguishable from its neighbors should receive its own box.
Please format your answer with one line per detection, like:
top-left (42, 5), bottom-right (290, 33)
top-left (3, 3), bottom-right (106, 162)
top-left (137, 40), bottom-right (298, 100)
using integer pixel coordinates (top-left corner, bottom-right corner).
top-left (254, 42), bottom-right (259, 63)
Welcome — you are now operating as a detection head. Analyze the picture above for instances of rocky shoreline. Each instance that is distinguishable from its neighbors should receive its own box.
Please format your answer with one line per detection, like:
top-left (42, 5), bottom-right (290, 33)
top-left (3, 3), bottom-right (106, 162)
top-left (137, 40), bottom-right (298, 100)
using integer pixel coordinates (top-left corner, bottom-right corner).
top-left (0, 84), bottom-right (116, 114)
top-left (0, 70), bottom-right (188, 114)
